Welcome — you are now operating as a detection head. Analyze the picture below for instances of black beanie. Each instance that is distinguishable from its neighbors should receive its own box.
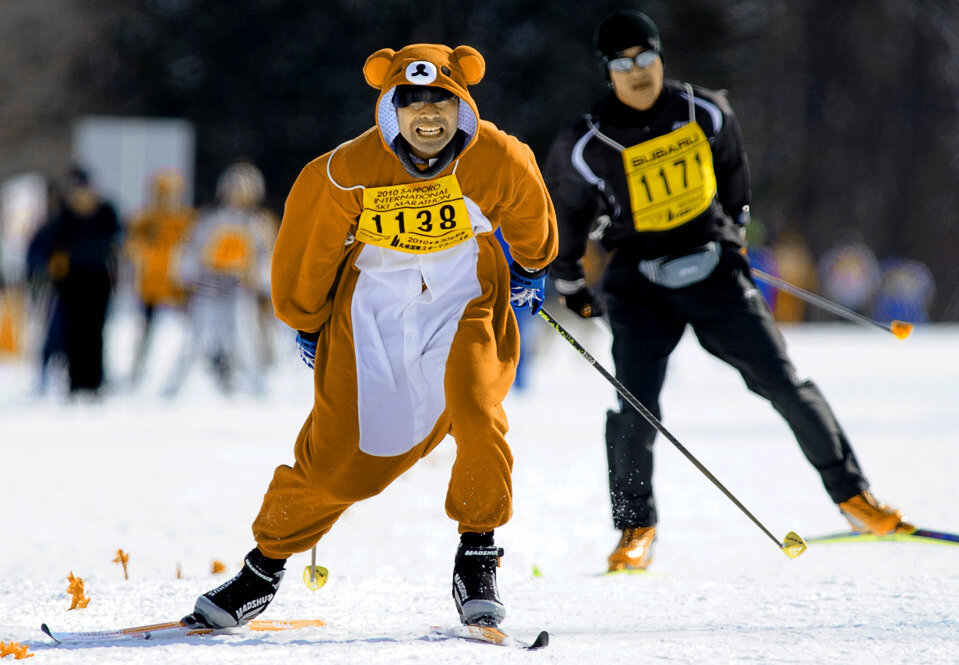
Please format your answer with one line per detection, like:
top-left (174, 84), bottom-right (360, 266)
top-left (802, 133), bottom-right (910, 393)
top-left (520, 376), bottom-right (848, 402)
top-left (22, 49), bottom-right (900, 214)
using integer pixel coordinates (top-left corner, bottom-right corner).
top-left (595, 10), bottom-right (663, 61)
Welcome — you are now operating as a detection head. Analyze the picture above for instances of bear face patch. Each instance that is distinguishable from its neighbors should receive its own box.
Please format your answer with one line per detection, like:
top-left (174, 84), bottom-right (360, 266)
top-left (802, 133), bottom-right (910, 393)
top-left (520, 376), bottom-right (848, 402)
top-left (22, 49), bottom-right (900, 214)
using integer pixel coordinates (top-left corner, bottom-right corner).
top-left (405, 61), bottom-right (437, 85)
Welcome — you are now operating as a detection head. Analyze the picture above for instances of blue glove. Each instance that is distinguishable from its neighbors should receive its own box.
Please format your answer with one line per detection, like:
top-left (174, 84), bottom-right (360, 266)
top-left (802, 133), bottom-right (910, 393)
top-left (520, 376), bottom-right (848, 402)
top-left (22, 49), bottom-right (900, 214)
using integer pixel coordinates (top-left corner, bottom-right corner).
top-left (508, 261), bottom-right (547, 314)
top-left (295, 331), bottom-right (318, 370)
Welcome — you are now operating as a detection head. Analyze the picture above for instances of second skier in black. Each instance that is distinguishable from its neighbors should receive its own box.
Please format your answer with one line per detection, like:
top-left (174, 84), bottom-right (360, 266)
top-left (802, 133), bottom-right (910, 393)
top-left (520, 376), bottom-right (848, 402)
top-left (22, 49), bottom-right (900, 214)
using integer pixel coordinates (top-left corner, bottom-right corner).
top-left (544, 9), bottom-right (913, 572)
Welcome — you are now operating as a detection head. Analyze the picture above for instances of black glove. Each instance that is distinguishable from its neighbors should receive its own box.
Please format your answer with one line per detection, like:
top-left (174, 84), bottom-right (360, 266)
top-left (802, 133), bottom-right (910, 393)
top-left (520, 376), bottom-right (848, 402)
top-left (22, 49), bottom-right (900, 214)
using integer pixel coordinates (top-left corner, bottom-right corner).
top-left (561, 287), bottom-right (604, 319)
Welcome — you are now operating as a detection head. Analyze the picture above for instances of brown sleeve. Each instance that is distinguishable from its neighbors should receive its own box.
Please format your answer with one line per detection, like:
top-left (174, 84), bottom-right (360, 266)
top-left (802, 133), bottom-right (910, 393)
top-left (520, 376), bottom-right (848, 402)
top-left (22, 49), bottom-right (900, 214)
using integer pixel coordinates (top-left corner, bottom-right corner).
top-left (271, 159), bottom-right (356, 333)
top-left (496, 140), bottom-right (558, 271)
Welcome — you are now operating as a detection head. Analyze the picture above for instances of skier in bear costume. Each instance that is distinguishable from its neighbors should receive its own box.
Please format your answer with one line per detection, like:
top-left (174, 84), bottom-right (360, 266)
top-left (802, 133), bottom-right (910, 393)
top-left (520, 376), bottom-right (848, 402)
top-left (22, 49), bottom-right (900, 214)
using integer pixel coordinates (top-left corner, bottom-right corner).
top-left (184, 43), bottom-right (557, 630)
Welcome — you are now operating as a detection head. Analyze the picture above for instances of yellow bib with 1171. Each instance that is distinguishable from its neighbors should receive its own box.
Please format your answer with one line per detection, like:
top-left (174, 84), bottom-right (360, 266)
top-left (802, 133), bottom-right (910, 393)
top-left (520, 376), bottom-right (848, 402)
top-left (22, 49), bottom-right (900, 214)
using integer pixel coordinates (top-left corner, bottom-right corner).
top-left (356, 174), bottom-right (473, 254)
top-left (621, 122), bottom-right (717, 232)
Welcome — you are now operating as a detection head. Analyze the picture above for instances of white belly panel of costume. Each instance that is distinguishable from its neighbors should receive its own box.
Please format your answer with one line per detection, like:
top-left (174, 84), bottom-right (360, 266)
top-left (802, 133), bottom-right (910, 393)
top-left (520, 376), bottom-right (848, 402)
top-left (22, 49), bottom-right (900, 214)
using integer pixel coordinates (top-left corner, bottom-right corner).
top-left (351, 196), bottom-right (491, 457)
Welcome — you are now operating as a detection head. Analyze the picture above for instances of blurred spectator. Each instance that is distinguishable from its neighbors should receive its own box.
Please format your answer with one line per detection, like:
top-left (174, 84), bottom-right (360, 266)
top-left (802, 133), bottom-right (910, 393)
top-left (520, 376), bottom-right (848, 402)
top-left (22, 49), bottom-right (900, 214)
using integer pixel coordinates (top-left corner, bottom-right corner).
top-left (163, 161), bottom-right (274, 396)
top-left (248, 186), bottom-right (280, 371)
top-left (44, 167), bottom-right (122, 396)
top-left (873, 258), bottom-right (935, 324)
top-left (771, 230), bottom-right (817, 322)
top-left (495, 229), bottom-right (539, 393)
top-left (124, 170), bottom-right (195, 384)
top-left (582, 214), bottom-right (613, 293)
top-left (817, 242), bottom-right (880, 317)
top-left (743, 217), bottom-right (780, 311)
top-left (25, 184), bottom-right (66, 392)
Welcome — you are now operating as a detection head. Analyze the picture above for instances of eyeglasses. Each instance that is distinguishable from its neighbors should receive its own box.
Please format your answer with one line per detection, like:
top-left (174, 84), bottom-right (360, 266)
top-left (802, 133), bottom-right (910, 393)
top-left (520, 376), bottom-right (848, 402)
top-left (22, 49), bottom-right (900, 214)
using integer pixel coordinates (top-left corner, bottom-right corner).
top-left (607, 50), bottom-right (659, 73)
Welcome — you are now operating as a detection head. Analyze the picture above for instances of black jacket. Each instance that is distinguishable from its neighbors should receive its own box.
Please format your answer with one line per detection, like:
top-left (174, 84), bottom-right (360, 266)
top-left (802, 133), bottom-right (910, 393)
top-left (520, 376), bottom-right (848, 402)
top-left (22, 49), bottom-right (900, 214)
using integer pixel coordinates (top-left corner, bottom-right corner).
top-left (49, 201), bottom-right (121, 281)
top-left (545, 79), bottom-right (751, 284)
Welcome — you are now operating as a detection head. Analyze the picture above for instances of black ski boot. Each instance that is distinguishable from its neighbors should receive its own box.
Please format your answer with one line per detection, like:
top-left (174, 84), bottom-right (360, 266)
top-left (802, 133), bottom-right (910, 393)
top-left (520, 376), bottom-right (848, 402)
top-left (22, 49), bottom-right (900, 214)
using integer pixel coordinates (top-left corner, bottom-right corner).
top-left (183, 548), bottom-right (286, 628)
top-left (452, 532), bottom-right (505, 626)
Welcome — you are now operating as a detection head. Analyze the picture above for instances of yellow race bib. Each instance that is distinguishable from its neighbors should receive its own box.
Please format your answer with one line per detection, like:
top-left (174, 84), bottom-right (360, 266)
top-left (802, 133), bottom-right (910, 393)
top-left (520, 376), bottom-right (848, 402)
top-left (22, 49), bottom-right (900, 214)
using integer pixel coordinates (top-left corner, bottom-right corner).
top-left (356, 174), bottom-right (473, 254)
top-left (622, 122), bottom-right (717, 232)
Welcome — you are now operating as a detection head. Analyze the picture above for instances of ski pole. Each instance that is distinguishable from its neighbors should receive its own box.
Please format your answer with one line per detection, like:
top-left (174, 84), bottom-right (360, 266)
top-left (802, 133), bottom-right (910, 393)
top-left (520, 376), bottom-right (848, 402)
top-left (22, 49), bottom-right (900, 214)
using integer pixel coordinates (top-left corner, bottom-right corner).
top-left (537, 307), bottom-right (807, 559)
top-left (303, 546), bottom-right (328, 590)
top-left (750, 268), bottom-right (913, 340)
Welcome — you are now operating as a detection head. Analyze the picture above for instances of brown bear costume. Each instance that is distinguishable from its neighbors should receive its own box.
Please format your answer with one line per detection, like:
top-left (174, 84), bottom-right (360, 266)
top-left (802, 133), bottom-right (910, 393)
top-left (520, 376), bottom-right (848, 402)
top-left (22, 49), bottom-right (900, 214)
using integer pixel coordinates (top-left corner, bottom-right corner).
top-left (252, 43), bottom-right (558, 559)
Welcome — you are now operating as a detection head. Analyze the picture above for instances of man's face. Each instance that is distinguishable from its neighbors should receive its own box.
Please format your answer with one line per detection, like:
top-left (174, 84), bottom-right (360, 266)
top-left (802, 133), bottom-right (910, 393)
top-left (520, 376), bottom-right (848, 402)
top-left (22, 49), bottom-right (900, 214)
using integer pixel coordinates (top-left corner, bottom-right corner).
top-left (396, 94), bottom-right (460, 160)
top-left (154, 174), bottom-right (184, 208)
top-left (609, 45), bottom-right (664, 111)
top-left (66, 185), bottom-right (97, 215)
top-left (224, 183), bottom-right (257, 209)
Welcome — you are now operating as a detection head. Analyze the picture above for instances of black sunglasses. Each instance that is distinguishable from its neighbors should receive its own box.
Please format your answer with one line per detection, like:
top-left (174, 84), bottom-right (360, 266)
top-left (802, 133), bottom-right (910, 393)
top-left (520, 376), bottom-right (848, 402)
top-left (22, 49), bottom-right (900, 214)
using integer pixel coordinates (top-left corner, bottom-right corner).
top-left (607, 50), bottom-right (659, 72)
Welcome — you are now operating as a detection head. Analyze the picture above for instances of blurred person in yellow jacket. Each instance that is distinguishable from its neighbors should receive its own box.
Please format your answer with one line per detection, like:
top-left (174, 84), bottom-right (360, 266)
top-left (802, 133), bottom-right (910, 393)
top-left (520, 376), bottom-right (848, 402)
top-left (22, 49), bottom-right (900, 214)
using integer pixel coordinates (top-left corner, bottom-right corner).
top-left (163, 161), bottom-right (274, 396)
top-left (183, 43), bottom-right (557, 631)
top-left (125, 170), bottom-right (195, 384)
top-left (771, 231), bottom-right (817, 322)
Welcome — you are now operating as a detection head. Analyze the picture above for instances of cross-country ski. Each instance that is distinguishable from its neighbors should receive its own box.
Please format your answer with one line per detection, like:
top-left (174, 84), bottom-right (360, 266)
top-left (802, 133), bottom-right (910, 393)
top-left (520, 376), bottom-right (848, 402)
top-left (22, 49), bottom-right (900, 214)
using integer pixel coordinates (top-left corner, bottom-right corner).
top-left (431, 624), bottom-right (549, 650)
top-left (807, 528), bottom-right (959, 546)
top-left (40, 619), bottom-right (326, 644)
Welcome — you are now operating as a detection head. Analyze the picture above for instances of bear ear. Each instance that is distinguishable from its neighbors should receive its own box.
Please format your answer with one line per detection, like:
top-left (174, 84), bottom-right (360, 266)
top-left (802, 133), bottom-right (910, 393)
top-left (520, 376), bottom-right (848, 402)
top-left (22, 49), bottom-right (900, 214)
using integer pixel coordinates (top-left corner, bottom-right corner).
top-left (363, 48), bottom-right (395, 88)
top-left (451, 45), bottom-right (485, 85)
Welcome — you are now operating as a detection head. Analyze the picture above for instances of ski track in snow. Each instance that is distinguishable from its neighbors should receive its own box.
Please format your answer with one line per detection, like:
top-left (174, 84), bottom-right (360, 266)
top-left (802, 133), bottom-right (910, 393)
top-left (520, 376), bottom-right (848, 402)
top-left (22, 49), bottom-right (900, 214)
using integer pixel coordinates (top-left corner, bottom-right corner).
top-left (1, 312), bottom-right (957, 664)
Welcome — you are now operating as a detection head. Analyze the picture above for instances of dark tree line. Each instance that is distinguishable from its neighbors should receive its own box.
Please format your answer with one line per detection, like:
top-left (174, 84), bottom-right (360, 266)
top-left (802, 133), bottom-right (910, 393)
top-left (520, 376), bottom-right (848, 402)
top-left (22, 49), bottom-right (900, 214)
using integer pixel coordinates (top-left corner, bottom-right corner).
top-left (78, 0), bottom-right (959, 318)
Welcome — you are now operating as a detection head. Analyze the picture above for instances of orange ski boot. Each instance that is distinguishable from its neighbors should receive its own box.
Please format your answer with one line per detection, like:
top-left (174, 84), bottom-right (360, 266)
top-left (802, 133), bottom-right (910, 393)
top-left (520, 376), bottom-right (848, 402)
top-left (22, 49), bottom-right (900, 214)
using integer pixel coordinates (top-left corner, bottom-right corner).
top-left (838, 490), bottom-right (915, 536)
top-left (607, 526), bottom-right (657, 572)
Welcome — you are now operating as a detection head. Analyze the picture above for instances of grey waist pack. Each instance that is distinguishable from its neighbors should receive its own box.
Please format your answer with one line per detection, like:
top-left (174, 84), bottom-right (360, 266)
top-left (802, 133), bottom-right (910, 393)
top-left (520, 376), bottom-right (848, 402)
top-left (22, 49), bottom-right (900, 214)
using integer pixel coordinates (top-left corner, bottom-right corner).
top-left (638, 242), bottom-right (721, 288)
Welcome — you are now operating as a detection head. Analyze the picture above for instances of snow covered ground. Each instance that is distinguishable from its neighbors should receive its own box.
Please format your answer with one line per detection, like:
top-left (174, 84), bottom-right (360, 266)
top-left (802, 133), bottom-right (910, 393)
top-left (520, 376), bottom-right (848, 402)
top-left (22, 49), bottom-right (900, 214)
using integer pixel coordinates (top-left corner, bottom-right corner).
top-left (1, 310), bottom-right (957, 664)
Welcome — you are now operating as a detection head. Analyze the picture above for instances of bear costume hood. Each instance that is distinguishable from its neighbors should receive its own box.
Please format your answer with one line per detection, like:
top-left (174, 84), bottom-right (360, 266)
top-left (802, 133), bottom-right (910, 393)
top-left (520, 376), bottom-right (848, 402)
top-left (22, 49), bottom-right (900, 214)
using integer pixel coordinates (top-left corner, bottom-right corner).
top-left (364, 44), bottom-right (484, 168)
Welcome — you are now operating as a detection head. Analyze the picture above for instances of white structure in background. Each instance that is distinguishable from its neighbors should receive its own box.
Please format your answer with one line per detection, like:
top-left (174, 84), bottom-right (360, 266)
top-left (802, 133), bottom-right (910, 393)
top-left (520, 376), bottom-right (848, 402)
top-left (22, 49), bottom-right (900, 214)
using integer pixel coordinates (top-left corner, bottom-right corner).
top-left (0, 172), bottom-right (47, 284)
top-left (72, 116), bottom-right (196, 220)
top-left (0, 173), bottom-right (47, 358)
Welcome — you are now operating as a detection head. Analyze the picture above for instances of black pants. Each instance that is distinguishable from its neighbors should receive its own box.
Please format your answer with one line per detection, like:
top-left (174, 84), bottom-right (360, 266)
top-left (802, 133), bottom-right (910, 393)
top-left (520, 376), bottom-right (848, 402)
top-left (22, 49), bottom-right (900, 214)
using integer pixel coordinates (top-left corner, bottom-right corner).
top-left (603, 246), bottom-right (867, 529)
top-left (58, 273), bottom-right (112, 393)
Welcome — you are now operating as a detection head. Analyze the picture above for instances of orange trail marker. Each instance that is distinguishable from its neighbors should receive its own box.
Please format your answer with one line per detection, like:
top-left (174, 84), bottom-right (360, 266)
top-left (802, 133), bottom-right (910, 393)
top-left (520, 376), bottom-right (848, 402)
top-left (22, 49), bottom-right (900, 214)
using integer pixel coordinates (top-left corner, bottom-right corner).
top-left (113, 549), bottom-right (130, 580)
top-left (176, 562), bottom-right (183, 579)
top-left (66, 572), bottom-right (90, 610)
top-left (0, 640), bottom-right (35, 659)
